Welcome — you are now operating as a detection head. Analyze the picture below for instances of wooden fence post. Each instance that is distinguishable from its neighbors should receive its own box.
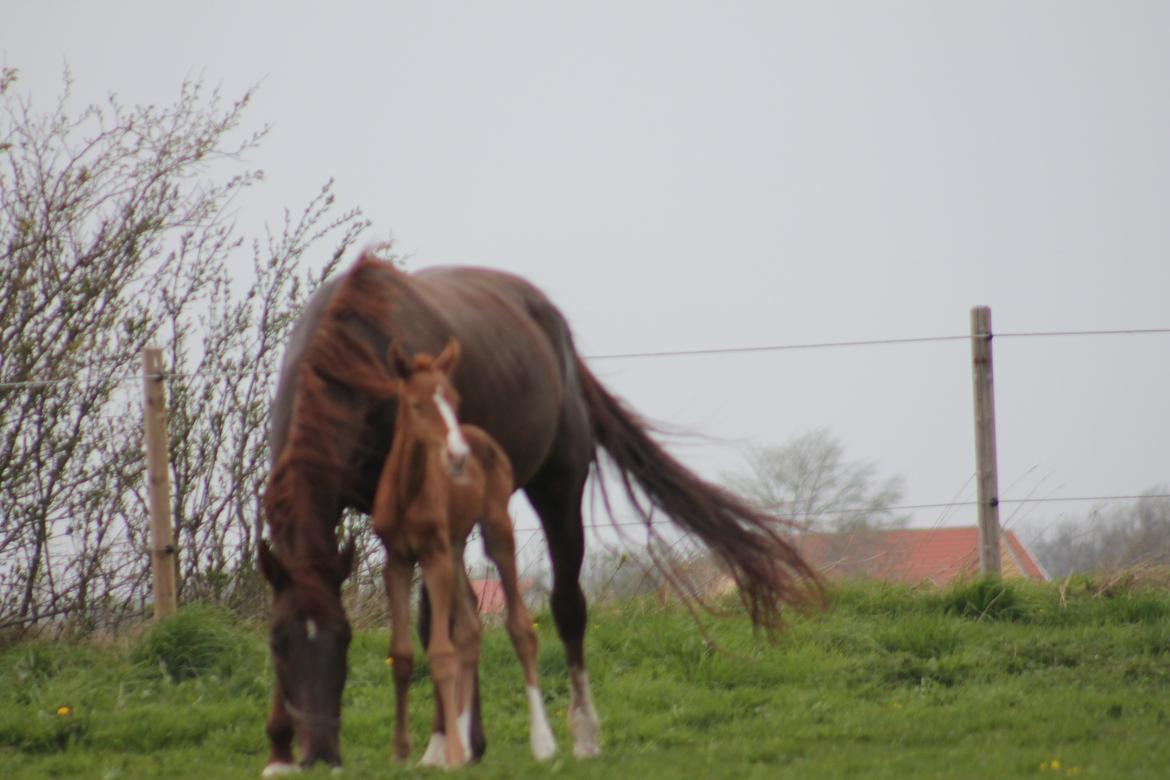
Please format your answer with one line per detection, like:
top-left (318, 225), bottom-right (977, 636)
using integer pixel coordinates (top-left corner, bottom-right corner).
top-left (142, 347), bottom-right (178, 619)
top-left (970, 306), bottom-right (1002, 576)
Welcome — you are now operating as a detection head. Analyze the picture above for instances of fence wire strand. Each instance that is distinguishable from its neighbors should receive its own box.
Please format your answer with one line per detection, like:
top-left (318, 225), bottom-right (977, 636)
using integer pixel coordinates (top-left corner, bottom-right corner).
top-left (3, 326), bottom-right (1169, 390)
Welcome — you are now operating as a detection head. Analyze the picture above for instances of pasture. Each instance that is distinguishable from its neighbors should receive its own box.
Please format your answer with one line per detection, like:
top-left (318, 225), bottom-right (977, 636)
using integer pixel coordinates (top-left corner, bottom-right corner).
top-left (3, 578), bottom-right (1169, 779)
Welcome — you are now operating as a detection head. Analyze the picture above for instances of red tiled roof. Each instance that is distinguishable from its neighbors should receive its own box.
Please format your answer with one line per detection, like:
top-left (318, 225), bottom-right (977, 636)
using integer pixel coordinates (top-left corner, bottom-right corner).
top-left (469, 579), bottom-right (534, 614)
top-left (794, 526), bottom-right (1048, 585)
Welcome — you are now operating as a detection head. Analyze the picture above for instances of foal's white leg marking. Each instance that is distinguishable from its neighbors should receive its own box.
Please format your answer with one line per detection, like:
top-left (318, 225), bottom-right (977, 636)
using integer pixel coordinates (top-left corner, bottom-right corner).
top-left (568, 667), bottom-right (601, 758)
top-left (304, 619), bottom-right (318, 641)
top-left (433, 388), bottom-right (470, 460)
top-left (456, 710), bottom-right (472, 757)
top-left (261, 762), bottom-right (300, 777)
top-left (419, 732), bottom-right (447, 768)
top-left (527, 686), bottom-right (557, 760)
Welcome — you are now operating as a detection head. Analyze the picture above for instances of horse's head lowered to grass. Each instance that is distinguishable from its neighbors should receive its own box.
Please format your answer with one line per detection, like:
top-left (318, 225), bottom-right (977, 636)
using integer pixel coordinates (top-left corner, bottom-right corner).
top-left (258, 538), bottom-right (355, 770)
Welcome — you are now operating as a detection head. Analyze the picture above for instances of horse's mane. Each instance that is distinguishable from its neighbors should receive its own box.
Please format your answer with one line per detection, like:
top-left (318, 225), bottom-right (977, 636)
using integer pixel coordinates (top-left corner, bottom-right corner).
top-left (263, 253), bottom-right (403, 567)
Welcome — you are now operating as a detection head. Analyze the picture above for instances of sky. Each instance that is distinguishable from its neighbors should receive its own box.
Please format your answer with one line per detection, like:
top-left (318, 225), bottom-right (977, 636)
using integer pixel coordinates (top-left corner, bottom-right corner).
top-left (5, 2), bottom-right (1169, 558)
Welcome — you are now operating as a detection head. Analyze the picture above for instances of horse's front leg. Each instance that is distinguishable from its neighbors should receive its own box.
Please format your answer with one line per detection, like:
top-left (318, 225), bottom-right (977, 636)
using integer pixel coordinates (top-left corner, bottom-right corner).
top-left (384, 556), bottom-right (415, 762)
top-left (261, 688), bottom-right (298, 776)
top-left (419, 546), bottom-right (466, 769)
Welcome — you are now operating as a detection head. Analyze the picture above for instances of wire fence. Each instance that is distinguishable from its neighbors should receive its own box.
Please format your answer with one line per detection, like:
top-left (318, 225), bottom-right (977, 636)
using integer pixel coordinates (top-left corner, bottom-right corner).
top-left (4, 323), bottom-right (1167, 513)
top-left (5, 326), bottom-right (1170, 390)
top-left (4, 319), bottom-right (1168, 629)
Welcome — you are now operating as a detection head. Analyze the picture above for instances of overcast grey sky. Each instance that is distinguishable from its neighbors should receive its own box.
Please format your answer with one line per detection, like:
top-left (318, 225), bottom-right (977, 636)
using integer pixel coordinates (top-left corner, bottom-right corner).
top-left (6, 2), bottom-right (1169, 548)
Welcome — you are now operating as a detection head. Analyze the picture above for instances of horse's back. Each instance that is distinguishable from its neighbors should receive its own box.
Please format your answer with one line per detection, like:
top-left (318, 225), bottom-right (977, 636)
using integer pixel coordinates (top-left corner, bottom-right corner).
top-left (408, 267), bottom-right (585, 484)
top-left (271, 260), bottom-right (590, 510)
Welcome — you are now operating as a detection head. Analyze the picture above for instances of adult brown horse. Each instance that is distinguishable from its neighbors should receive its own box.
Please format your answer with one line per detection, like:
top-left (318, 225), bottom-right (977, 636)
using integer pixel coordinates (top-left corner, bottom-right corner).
top-left (258, 252), bottom-right (820, 773)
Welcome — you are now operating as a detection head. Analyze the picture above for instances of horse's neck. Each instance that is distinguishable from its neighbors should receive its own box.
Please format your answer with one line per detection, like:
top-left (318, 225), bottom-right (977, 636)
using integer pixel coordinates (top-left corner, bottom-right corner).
top-left (268, 463), bottom-right (341, 561)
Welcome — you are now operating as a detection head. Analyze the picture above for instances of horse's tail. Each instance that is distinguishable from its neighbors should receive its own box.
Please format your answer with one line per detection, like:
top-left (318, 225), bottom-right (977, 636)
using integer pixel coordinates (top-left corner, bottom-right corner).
top-left (576, 359), bottom-right (824, 633)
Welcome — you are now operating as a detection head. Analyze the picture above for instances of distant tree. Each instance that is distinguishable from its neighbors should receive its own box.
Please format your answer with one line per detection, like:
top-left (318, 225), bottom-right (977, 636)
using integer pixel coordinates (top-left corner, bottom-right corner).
top-left (0, 67), bottom-right (368, 631)
top-left (727, 428), bottom-right (907, 533)
top-left (1031, 489), bottom-right (1170, 578)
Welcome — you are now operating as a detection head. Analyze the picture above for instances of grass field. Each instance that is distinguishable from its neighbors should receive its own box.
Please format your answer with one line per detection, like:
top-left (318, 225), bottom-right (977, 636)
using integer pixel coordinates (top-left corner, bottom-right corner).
top-left (3, 577), bottom-right (1170, 779)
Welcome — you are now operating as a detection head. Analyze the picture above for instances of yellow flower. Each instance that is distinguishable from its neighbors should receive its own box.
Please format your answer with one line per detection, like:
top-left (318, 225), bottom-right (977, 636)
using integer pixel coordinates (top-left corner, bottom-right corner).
top-left (1051, 760), bottom-right (1061, 771)
top-left (385, 657), bottom-right (394, 667)
top-left (56, 706), bottom-right (72, 717)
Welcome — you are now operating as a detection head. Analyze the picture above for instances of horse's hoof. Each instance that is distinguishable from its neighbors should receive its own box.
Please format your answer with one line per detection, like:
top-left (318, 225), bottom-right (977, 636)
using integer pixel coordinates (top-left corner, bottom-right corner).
top-left (261, 762), bottom-right (300, 777)
top-left (569, 705), bottom-right (601, 758)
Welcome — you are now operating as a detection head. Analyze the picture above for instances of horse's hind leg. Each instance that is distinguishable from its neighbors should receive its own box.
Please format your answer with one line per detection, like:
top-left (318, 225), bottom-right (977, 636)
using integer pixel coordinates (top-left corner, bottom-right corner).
top-left (384, 557), bottom-right (414, 762)
top-left (526, 456), bottom-right (600, 758)
top-left (481, 503), bottom-right (556, 760)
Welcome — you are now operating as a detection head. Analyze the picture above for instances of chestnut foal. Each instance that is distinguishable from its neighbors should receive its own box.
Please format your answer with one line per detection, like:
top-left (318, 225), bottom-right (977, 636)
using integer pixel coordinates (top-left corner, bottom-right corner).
top-left (371, 339), bottom-right (555, 769)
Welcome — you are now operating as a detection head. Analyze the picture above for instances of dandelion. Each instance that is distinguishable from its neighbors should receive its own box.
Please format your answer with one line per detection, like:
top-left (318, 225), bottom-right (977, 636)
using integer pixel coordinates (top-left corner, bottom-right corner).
top-left (385, 657), bottom-right (394, 667)
top-left (56, 706), bottom-right (72, 717)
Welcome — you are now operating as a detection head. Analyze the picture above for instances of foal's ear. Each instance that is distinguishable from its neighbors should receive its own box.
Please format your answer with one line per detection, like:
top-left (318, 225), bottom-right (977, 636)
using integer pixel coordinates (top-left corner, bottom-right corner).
top-left (389, 341), bottom-right (412, 379)
top-left (258, 540), bottom-right (289, 592)
top-left (434, 337), bottom-right (461, 377)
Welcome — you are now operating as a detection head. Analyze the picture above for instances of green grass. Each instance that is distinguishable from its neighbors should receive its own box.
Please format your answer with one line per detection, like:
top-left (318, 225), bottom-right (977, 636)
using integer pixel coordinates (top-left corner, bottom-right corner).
top-left (3, 579), bottom-right (1170, 778)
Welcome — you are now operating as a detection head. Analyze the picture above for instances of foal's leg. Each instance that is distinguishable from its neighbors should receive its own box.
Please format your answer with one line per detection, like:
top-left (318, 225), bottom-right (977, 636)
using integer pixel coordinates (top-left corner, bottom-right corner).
top-left (384, 557), bottom-right (415, 761)
top-left (418, 548), bottom-right (467, 769)
top-left (481, 503), bottom-right (556, 760)
top-left (526, 459), bottom-right (600, 758)
top-left (418, 584), bottom-right (488, 764)
top-left (449, 548), bottom-right (483, 758)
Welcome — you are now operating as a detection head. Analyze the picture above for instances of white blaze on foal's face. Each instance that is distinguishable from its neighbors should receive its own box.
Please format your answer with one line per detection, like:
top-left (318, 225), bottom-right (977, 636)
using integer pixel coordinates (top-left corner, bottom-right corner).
top-left (433, 387), bottom-right (470, 464)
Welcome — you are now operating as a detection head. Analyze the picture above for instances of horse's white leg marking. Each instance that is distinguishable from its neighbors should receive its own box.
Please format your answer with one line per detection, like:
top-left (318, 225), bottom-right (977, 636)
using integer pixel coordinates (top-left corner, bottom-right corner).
top-left (527, 685), bottom-right (557, 760)
top-left (419, 732), bottom-right (447, 768)
top-left (568, 667), bottom-right (601, 758)
top-left (260, 762), bottom-right (301, 777)
top-left (433, 389), bottom-right (470, 461)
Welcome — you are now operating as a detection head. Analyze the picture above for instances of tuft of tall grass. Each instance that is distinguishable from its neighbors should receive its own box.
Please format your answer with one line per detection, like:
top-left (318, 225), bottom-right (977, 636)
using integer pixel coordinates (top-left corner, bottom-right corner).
top-left (131, 604), bottom-right (261, 682)
top-left (939, 576), bottom-right (1028, 621)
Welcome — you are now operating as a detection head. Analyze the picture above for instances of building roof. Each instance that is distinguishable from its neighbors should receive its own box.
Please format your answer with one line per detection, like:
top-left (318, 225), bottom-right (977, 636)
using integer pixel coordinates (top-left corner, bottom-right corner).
top-left (469, 578), bottom-right (534, 614)
top-left (794, 526), bottom-right (1048, 585)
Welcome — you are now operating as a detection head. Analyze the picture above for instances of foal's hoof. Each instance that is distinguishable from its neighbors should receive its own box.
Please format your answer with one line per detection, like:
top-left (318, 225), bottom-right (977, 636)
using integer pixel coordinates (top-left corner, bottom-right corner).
top-left (260, 762), bottom-right (300, 777)
top-left (419, 733), bottom-right (447, 768)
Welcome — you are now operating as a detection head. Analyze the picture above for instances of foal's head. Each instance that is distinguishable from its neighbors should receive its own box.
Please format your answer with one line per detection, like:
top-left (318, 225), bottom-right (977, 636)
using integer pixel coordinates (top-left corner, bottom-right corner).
top-left (390, 338), bottom-right (471, 477)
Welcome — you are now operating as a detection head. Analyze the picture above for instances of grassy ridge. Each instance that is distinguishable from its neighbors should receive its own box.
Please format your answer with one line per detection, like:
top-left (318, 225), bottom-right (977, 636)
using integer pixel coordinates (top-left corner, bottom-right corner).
top-left (2, 579), bottom-right (1169, 778)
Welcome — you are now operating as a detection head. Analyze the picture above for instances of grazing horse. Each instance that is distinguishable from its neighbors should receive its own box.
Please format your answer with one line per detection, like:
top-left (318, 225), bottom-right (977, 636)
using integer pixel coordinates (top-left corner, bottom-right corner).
top-left (259, 252), bottom-right (820, 774)
top-left (372, 340), bottom-right (555, 768)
